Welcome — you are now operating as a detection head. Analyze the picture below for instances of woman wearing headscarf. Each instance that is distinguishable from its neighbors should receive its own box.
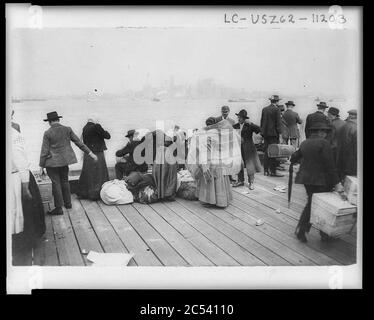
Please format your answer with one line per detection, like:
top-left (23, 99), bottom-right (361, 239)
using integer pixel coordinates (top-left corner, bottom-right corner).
top-left (187, 117), bottom-right (241, 208)
top-left (152, 130), bottom-right (178, 201)
top-left (77, 116), bottom-right (111, 200)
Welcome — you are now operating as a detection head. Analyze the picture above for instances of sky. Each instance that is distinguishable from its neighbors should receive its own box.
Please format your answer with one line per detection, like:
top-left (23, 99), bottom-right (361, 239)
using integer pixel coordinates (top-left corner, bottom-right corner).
top-left (8, 26), bottom-right (360, 98)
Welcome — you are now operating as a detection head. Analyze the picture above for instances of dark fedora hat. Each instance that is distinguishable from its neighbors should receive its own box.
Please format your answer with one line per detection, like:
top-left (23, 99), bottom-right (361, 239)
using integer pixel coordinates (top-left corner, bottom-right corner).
top-left (327, 107), bottom-right (340, 116)
top-left (285, 100), bottom-right (295, 106)
top-left (235, 109), bottom-right (249, 119)
top-left (316, 101), bottom-right (328, 108)
top-left (43, 111), bottom-right (62, 122)
top-left (125, 129), bottom-right (136, 138)
top-left (309, 122), bottom-right (332, 131)
top-left (269, 95), bottom-right (281, 101)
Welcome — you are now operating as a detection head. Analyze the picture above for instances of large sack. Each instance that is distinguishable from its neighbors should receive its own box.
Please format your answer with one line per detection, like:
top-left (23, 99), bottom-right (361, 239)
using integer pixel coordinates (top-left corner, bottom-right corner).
top-left (177, 181), bottom-right (198, 200)
top-left (137, 185), bottom-right (159, 204)
top-left (100, 179), bottom-right (133, 205)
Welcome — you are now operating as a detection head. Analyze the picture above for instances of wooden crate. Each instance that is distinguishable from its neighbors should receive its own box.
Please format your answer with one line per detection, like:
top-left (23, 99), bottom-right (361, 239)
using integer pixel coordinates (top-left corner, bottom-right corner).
top-left (311, 192), bottom-right (357, 237)
top-left (268, 144), bottom-right (295, 158)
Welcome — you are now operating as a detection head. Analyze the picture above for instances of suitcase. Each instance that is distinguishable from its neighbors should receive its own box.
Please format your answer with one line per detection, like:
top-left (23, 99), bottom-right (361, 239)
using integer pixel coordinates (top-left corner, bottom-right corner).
top-left (311, 192), bottom-right (357, 237)
top-left (343, 175), bottom-right (358, 206)
top-left (33, 172), bottom-right (54, 212)
top-left (267, 144), bottom-right (295, 158)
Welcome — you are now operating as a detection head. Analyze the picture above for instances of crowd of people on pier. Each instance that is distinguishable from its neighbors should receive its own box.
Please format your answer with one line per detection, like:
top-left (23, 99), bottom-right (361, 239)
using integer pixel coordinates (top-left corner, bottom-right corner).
top-left (9, 95), bottom-right (358, 264)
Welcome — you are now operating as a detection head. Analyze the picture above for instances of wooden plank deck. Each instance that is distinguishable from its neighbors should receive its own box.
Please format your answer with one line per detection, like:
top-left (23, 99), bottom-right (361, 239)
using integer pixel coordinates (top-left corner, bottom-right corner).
top-left (32, 173), bottom-right (357, 266)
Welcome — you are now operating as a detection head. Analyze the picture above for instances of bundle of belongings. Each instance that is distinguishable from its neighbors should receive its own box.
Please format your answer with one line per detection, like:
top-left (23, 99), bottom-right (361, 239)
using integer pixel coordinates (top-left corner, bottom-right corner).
top-left (125, 171), bottom-right (158, 204)
top-left (176, 169), bottom-right (198, 200)
top-left (100, 179), bottom-right (134, 205)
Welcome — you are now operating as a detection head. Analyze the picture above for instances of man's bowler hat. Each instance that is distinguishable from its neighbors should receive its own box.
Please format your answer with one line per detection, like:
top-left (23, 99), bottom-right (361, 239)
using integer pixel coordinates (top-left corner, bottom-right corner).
top-left (43, 111), bottom-right (62, 122)
top-left (316, 101), bottom-right (328, 108)
top-left (285, 101), bottom-right (295, 106)
top-left (125, 129), bottom-right (136, 138)
top-left (235, 109), bottom-right (249, 119)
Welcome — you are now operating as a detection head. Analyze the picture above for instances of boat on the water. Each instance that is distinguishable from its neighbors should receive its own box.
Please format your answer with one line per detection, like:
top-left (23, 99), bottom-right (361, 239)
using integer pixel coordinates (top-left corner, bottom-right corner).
top-left (228, 98), bottom-right (255, 103)
top-left (152, 97), bottom-right (160, 102)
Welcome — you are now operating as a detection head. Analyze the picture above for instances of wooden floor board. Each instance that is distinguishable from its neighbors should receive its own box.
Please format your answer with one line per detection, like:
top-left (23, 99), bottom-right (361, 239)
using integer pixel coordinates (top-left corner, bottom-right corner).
top-left (150, 202), bottom-right (239, 266)
top-left (133, 203), bottom-right (214, 266)
top-left (51, 208), bottom-right (85, 266)
top-left (80, 199), bottom-right (137, 266)
top-left (117, 204), bottom-right (188, 266)
top-left (98, 202), bottom-right (163, 266)
top-left (176, 198), bottom-right (291, 266)
top-left (232, 191), bottom-right (356, 264)
top-left (164, 201), bottom-right (267, 266)
top-left (33, 215), bottom-right (59, 266)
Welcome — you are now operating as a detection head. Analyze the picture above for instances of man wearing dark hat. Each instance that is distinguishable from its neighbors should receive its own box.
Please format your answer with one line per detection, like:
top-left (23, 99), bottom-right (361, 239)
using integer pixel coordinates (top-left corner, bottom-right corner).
top-left (336, 109), bottom-right (357, 179)
top-left (290, 121), bottom-right (344, 243)
top-left (232, 109), bottom-right (262, 189)
top-left (115, 129), bottom-right (148, 179)
top-left (304, 101), bottom-right (331, 139)
top-left (282, 101), bottom-right (303, 148)
top-left (39, 111), bottom-right (97, 215)
top-left (260, 95), bottom-right (283, 176)
top-left (327, 107), bottom-right (345, 162)
top-left (215, 105), bottom-right (235, 126)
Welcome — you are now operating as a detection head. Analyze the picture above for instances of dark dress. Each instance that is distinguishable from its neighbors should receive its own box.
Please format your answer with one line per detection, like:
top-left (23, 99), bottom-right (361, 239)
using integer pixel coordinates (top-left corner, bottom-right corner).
top-left (233, 122), bottom-right (262, 183)
top-left (77, 122), bottom-right (110, 200)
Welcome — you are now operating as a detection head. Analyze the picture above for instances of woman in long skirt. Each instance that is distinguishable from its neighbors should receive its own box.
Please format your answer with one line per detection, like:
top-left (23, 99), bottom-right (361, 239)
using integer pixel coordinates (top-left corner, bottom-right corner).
top-left (152, 131), bottom-right (178, 201)
top-left (77, 116), bottom-right (111, 200)
top-left (187, 118), bottom-right (241, 208)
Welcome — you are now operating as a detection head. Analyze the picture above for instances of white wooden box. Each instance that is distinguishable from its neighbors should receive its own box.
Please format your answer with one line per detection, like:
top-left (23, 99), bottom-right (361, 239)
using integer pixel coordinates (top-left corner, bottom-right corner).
top-left (311, 192), bottom-right (357, 237)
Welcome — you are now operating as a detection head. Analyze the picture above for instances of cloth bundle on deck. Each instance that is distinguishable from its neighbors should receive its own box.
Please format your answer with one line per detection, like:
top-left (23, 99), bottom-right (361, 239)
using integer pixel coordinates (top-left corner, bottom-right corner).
top-left (100, 179), bottom-right (133, 205)
top-left (186, 119), bottom-right (242, 179)
top-left (125, 171), bottom-right (159, 204)
top-left (176, 169), bottom-right (197, 200)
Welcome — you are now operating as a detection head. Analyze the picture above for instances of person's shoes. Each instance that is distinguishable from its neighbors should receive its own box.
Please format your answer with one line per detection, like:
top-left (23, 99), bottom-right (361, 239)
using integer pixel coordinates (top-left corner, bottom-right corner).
top-left (320, 231), bottom-right (332, 242)
top-left (64, 203), bottom-right (72, 209)
top-left (296, 231), bottom-right (307, 243)
top-left (248, 183), bottom-right (254, 190)
top-left (47, 208), bottom-right (63, 216)
top-left (232, 181), bottom-right (244, 187)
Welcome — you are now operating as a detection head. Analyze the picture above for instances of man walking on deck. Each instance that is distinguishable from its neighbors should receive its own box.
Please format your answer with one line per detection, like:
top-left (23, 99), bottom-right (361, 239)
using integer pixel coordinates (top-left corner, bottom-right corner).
top-left (260, 95), bottom-right (283, 177)
top-left (39, 111), bottom-right (97, 216)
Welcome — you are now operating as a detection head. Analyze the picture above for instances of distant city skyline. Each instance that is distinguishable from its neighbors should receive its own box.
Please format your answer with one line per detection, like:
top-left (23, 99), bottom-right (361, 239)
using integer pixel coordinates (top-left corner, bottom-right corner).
top-left (8, 26), bottom-right (360, 100)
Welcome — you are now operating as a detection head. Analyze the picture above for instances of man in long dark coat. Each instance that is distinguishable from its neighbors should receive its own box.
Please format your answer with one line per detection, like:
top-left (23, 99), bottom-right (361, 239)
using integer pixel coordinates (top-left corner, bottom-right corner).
top-left (304, 101), bottom-right (331, 139)
top-left (327, 107), bottom-right (346, 162)
top-left (115, 129), bottom-right (148, 179)
top-left (336, 109), bottom-right (357, 180)
top-left (260, 95), bottom-right (283, 176)
top-left (282, 100), bottom-right (303, 147)
top-left (290, 122), bottom-right (344, 243)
